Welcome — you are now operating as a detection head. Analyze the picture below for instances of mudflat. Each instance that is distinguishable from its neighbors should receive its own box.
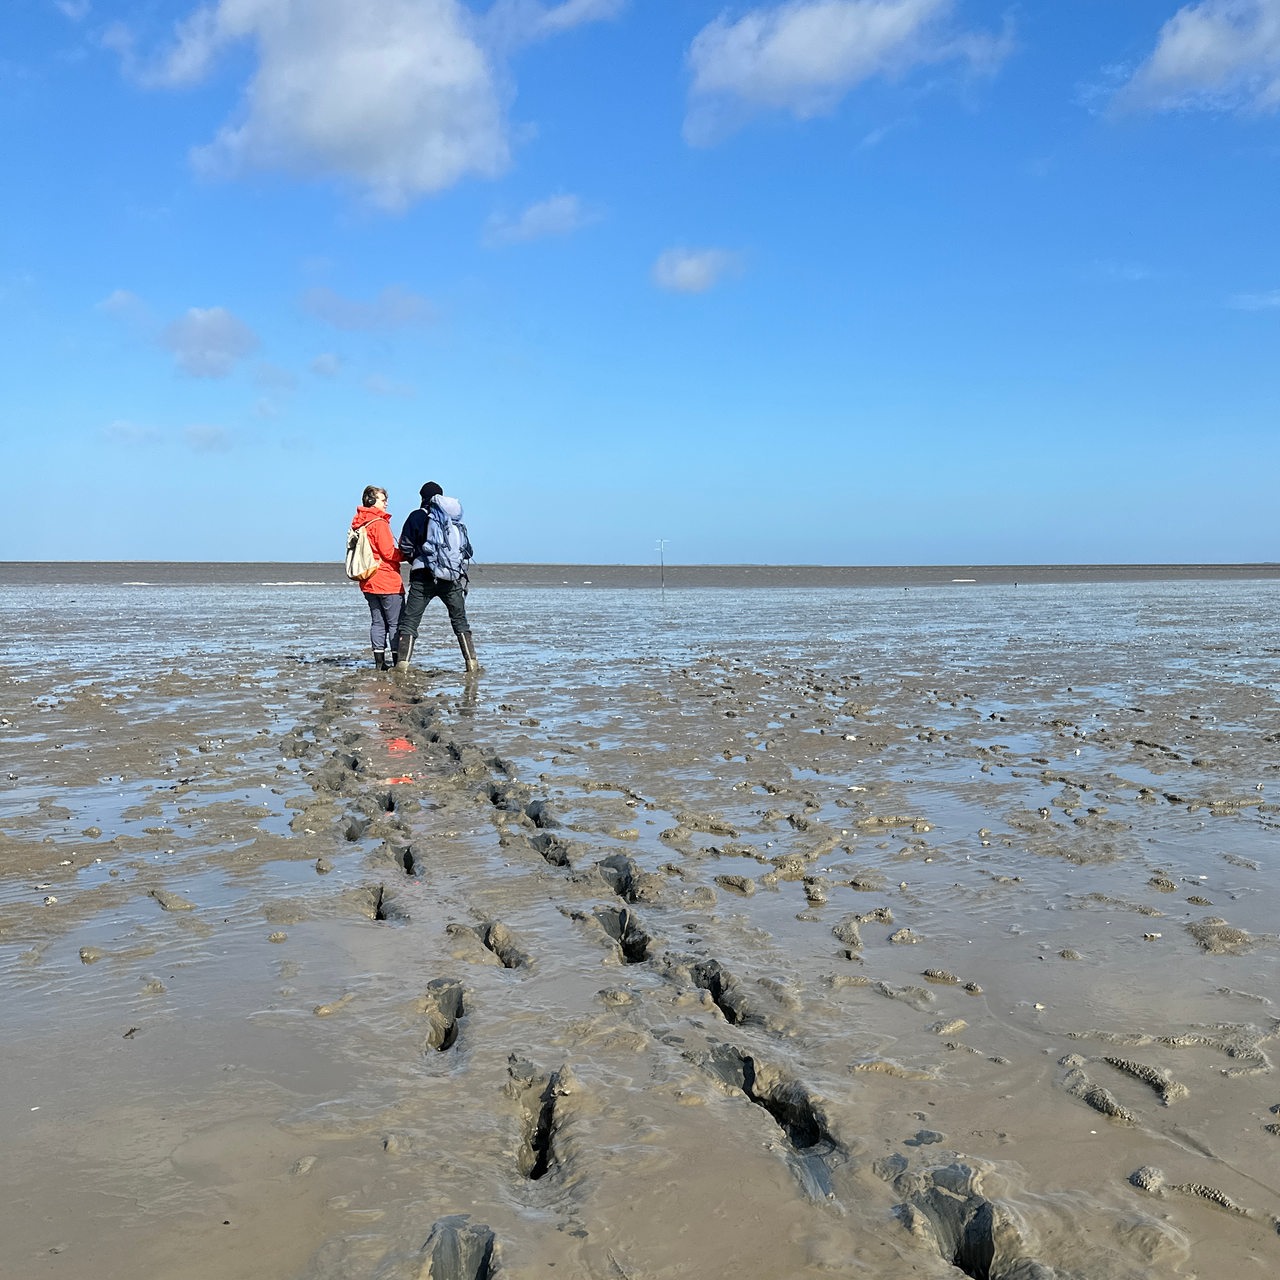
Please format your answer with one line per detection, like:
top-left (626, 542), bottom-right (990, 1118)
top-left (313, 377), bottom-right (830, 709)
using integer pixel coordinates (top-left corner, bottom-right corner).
top-left (2, 578), bottom-right (1278, 1279)
top-left (3, 560), bottom-right (1280, 587)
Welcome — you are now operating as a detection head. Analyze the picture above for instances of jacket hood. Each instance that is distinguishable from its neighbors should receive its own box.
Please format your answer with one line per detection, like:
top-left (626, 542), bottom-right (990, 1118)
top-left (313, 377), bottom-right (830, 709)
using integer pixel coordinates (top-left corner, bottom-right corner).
top-left (352, 505), bottom-right (390, 529)
top-left (431, 495), bottom-right (463, 521)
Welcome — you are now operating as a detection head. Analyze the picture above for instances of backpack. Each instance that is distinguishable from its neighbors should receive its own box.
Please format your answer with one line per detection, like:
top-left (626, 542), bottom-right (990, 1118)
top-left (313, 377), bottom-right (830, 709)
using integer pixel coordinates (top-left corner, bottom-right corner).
top-left (425, 508), bottom-right (473, 583)
top-left (345, 523), bottom-right (379, 582)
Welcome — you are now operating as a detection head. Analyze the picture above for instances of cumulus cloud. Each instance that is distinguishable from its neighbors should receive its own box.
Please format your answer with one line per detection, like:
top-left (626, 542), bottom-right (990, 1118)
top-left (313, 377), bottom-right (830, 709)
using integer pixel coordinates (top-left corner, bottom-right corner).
top-left (1120, 0), bottom-right (1280, 113)
top-left (105, 0), bottom-right (508, 208)
top-left (302, 285), bottom-right (434, 331)
top-left (104, 0), bottom-right (623, 207)
top-left (1230, 287), bottom-right (1280, 309)
top-left (685, 0), bottom-right (1012, 142)
top-left (484, 193), bottom-right (594, 245)
top-left (652, 247), bottom-right (741, 294)
top-left (161, 306), bottom-right (259, 377)
top-left (311, 352), bottom-right (343, 377)
top-left (102, 9), bottom-right (224, 86)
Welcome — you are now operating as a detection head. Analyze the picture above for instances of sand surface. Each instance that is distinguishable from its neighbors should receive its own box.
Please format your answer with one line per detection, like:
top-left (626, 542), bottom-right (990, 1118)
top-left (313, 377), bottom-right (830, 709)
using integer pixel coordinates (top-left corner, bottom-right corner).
top-left (2, 579), bottom-right (1279, 1278)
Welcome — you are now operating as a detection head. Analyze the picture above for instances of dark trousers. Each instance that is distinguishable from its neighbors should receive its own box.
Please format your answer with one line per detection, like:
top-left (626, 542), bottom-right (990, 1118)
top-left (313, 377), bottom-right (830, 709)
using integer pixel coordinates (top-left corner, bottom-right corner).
top-left (365, 592), bottom-right (404, 652)
top-left (399, 570), bottom-right (471, 641)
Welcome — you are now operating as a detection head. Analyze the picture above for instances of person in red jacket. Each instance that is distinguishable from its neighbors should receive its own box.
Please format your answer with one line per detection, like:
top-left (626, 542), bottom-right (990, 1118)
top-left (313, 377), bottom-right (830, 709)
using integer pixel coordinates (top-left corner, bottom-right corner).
top-left (351, 485), bottom-right (404, 669)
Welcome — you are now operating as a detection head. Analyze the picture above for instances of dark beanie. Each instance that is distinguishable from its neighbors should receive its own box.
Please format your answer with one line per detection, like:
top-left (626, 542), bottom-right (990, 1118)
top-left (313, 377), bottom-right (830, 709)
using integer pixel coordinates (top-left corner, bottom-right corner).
top-left (420, 482), bottom-right (443, 505)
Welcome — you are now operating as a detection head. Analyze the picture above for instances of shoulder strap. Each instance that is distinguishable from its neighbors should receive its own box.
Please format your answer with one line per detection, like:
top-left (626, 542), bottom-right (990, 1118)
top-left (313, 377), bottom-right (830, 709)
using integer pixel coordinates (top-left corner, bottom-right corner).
top-left (357, 518), bottom-right (383, 561)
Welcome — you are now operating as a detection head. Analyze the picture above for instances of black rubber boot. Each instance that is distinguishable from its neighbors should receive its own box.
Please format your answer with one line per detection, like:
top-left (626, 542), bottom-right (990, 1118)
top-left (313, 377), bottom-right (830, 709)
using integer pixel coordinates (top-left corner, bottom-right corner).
top-left (373, 649), bottom-right (387, 670)
top-left (457, 630), bottom-right (481, 674)
top-left (396, 634), bottom-right (415, 669)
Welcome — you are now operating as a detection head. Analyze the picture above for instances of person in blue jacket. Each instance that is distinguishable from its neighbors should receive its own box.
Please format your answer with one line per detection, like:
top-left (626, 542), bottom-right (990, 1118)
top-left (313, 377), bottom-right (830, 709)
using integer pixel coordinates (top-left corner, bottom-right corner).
top-left (394, 481), bottom-right (480, 673)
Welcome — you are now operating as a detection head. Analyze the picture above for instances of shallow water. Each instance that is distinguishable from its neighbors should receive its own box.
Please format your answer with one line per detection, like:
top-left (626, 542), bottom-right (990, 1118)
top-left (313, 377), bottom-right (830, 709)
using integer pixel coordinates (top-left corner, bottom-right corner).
top-left (4, 575), bottom-right (1279, 677)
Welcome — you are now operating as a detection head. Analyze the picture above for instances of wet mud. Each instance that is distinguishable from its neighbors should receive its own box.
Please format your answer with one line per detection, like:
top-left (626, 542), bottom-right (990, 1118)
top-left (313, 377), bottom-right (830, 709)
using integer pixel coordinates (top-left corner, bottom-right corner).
top-left (3, 578), bottom-right (1280, 1278)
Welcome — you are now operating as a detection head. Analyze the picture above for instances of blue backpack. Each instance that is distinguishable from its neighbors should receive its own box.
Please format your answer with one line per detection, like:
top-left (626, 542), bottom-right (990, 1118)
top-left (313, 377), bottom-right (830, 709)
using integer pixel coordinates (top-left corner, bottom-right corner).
top-left (425, 504), bottom-right (473, 583)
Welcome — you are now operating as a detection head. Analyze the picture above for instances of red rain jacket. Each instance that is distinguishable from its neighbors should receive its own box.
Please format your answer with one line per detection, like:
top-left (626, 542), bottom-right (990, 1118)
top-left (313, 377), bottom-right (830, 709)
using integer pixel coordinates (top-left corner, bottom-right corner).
top-left (350, 506), bottom-right (404, 595)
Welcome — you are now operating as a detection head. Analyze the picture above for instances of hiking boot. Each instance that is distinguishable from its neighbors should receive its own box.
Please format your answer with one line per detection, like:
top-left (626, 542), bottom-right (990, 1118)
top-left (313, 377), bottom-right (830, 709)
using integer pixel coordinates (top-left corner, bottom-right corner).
top-left (457, 630), bottom-right (482, 674)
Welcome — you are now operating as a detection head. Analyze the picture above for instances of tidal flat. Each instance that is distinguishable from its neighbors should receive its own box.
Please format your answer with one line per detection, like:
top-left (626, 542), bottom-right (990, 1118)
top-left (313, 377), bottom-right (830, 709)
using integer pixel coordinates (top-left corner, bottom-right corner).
top-left (2, 575), bottom-right (1278, 1278)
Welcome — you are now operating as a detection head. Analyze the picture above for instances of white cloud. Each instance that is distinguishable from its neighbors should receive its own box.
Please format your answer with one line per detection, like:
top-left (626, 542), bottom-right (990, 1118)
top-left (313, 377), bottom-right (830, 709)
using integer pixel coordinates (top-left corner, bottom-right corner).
top-left (311, 352), bottom-right (343, 377)
top-left (54, 1), bottom-right (92, 21)
top-left (1230, 288), bottom-right (1280, 309)
top-left (484, 193), bottom-right (594, 245)
top-left (485, 0), bottom-right (625, 49)
top-left (685, 0), bottom-right (1011, 142)
top-left (302, 285), bottom-right (434, 330)
top-left (652, 247), bottom-right (741, 294)
top-left (857, 117), bottom-right (910, 148)
top-left (109, 0), bottom-right (510, 208)
top-left (97, 287), bottom-right (143, 314)
top-left (184, 424), bottom-right (233, 452)
top-left (161, 306), bottom-right (259, 377)
top-left (104, 7), bottom-right (223, 87)
top-left (1121, 0), bottom-right (1280, 113)
top-left (1093, 259), bottom-right (1154, 283)
top-left (97, 288), bottom-right (153, 331)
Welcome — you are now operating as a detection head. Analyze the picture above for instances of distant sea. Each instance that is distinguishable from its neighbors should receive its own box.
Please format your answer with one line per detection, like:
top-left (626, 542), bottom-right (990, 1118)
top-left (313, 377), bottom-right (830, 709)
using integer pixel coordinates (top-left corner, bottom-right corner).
top-left (2, 562), bottom-right (1279, 588)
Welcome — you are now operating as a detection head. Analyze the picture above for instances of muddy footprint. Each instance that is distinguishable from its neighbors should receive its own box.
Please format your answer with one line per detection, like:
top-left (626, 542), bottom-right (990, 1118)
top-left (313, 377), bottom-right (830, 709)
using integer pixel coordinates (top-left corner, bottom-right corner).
top-left (888, 1160), bottom-right (1050, 1280)
top-left (421, 979), bottom-right (466, 1052)
top-left (703, 1043), bottom-right (840, 1199)
top-left (507, 1059), bottom-right (575, 1181)
top-left (479, 921), bottom-right (533, 969)
top-left (595, 906), bottom-right (653, 964)
top-left (691, 959), bottom-right (756, 1026)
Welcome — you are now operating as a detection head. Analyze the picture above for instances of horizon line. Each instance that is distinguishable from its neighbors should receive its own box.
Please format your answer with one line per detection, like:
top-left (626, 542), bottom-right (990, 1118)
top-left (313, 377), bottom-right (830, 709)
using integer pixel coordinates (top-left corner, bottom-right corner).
top-left (5, 560), bottom-right (1280, 570)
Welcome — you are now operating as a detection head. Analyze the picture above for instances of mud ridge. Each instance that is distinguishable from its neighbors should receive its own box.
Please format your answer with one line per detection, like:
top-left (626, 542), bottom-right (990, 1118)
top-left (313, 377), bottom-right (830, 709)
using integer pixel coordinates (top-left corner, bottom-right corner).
top-left (530, 831), bottom-right (574, 867)
top-left (594, 853), bottom-right (662, 904)
top-left (1102, 1055), bottom-right (1189, 1105)
top-left (1059, 1055), bottom-right (1135, 1123)
top-left (415, 1215), bottom-right (499, 1280)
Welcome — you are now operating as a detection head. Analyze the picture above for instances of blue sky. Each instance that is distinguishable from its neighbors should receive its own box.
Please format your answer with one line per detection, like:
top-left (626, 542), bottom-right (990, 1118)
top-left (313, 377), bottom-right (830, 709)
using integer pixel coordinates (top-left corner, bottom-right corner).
top-left (2, 0), bottom-right (1278, 564)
